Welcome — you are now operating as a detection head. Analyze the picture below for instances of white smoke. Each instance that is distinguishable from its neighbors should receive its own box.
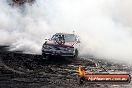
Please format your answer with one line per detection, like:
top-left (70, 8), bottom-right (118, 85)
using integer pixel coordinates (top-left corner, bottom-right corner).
top-left (0, 0), bottom-right (132, 63)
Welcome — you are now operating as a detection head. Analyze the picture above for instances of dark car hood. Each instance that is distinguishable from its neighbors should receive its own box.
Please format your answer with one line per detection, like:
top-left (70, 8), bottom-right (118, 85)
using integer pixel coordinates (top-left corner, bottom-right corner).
top-left (46, 41), bottom-right (75, 48)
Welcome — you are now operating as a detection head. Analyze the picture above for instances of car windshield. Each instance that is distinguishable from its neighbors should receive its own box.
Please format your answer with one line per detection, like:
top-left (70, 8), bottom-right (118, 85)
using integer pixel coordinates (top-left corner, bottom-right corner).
top-left (52, 34), bottom-right (77, 42)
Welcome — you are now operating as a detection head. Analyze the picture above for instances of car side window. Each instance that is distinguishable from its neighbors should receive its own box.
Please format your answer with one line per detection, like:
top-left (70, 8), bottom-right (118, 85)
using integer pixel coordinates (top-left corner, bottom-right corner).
top-left (51, 35), bottom-right (57, 40)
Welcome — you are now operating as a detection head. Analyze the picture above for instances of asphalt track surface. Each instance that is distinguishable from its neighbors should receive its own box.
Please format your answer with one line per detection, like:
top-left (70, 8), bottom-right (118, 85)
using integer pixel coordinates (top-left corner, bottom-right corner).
top-left (0, 46), bottom-right (132, 88)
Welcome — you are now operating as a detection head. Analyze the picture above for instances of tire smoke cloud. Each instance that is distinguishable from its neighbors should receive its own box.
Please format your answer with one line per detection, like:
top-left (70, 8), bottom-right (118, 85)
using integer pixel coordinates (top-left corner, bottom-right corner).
top-left (0, 0), bottom-right (132, 63)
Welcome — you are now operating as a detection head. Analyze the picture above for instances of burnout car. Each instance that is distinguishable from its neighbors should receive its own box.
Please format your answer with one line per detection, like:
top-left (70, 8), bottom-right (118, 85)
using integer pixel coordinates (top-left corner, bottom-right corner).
top-left (42, 33), bottom-right (80, 59)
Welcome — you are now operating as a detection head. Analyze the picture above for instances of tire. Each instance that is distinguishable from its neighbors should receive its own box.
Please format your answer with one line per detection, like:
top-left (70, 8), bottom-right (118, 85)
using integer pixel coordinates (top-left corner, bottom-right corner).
top-left (45, 55), bottom-right (50, 60)
top-left (42, 52), bottom-right (50, 60)
top-left (74, 49), bottom-right (78, 59)
top-left (42, 52), bottom-right (46, 58)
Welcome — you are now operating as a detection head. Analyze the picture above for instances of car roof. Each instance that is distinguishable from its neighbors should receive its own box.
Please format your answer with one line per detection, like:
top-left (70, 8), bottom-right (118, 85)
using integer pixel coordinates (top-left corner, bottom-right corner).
top-left (55, 33), bottom-right (74, 35)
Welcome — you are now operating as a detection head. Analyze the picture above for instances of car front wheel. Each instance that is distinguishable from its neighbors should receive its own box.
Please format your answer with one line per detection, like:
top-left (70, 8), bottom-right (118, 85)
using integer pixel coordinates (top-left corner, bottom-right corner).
top-left (74, 49), bottom-right (78, 59)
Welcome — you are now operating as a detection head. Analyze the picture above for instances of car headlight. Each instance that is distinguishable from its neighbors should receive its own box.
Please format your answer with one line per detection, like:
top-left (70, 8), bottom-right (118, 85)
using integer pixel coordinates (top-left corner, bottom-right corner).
top-left (66, 47), bottom-right (74, 52)
top-left (43, 45), bottom-right (53, 49)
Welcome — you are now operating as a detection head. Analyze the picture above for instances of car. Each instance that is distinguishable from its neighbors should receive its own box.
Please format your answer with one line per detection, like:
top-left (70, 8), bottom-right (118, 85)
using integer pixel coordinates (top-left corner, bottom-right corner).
top-left (42, 33), bottom-right (80, 59)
